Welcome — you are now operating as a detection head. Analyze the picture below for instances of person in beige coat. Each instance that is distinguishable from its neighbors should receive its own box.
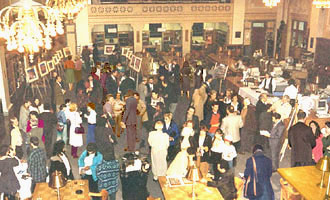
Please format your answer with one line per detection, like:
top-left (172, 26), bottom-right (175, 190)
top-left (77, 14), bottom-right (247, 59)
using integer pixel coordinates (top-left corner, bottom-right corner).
top-left (191, 84), bottom-right (208, 121)
top-left (221, 105), bottom-right (243, 152)
top-left (134, 92), bottom-right (148, 142)
top-left (148, 120), bottom-right (169, 181)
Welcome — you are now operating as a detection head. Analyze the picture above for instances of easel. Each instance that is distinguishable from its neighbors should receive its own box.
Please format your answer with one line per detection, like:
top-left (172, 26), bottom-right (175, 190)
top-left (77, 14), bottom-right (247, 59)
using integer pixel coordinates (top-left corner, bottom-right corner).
top-left (210, 62), bottom-right (229, 94)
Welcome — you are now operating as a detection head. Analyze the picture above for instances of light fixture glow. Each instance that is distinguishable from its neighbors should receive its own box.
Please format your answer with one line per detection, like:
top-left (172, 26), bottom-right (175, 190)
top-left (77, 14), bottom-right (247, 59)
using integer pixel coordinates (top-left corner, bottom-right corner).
top-left (0, 0), bottom-right (64, 62)
top-left (313, 0), bottom-right (330, 8)
top-left (46, 0), bottom-right (88, 20)
top-left (263, 0), bottom-right (281, 8)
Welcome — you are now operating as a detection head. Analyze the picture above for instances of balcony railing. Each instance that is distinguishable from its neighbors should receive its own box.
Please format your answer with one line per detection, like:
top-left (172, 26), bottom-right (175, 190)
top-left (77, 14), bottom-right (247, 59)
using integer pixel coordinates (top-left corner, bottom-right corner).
top-left (98, 0), bottom-right (231, 4)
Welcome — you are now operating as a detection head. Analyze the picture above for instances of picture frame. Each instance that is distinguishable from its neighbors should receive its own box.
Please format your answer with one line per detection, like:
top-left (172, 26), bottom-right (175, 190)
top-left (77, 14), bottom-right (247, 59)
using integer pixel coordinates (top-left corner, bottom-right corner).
top-left (38, 61), bottom-right (49, 77)
top-left (127, 50), bottom-right (133, 59)
top-left (130, 55), bottom-right (136, 68)
top-left (47, 60), bottom-right (55, 72)
top-left (122, 47), bottom-right (129, 57)
top-left (63, 47), bottom-right (72, 57)
top-left (134, 56), bottom-right (142, 72)
top-left (53, 55), bottom-right (59, 65)
top-left (25, 66), bottom-right (39, 83)
top-left (56, 50), bottom-right (64, 59)
top-left (104, 45), bottom-right (115, 55)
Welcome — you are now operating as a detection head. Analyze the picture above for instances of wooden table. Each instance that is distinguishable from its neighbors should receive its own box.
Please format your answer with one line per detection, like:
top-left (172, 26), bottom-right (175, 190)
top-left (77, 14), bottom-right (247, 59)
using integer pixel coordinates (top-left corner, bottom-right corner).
top-left (278, 166), bottom-right (328, 200)
top-left (32, 180), bottom-right (89, 200)
top-left (158, 176), bottom-right (223, 200)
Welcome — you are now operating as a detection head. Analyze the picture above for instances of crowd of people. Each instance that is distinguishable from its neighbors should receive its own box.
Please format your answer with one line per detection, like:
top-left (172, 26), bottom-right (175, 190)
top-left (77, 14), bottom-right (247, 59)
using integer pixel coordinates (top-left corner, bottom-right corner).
top-left (1, 49), bottom-right (330, 200)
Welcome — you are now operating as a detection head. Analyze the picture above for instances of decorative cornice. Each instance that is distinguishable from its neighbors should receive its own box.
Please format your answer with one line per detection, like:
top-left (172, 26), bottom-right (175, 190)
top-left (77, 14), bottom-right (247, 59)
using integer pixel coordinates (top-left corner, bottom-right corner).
top-left (88, 3), bottom-right (233, 17)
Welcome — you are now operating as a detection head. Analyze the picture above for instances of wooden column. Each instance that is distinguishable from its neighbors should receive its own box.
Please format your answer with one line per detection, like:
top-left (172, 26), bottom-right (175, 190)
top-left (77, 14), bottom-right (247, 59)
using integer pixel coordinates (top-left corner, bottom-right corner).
top-left (181, 22), bottom-right (193, 57)
top-left (132, 23), bottom-right (144, 53)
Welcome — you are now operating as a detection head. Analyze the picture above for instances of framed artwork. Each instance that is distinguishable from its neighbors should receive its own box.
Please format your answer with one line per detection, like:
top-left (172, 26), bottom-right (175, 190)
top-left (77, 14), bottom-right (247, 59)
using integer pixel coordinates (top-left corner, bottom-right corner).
top-left (134, 57), bottom-right (142, 72)
top-left (25, 66), bottom-right (39, 83)
top-left (47, 60), bottom-right (55, 72)
top-left (104, 45), bottom-right (115, 55)
top-left (53, 55), bottom-right (59, 65)
top-left (38, 61), bottom-right (48, 77)
top-left (127, 50), bottom-right (133, 59)
top-left (63, 47), bottom-right (72, 57)
top-left (122, 47), bottom-right (129, 56)
top-left (130, 55), bottom-right (136, 68)
top-left (56, 50), bottom-right (64, 59)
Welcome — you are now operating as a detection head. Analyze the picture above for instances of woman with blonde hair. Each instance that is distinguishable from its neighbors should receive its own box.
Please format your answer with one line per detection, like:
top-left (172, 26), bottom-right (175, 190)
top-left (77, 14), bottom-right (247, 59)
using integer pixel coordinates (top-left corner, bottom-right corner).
top-left (66, 103), bottom-right (83, 158)
top-left (148, 120), bottom-right (169, 181)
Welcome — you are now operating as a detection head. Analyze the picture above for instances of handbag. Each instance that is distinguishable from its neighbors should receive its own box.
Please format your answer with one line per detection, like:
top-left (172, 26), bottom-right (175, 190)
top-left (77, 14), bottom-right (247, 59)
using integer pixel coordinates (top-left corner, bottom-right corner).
top-left (56, 123), bottom-right (64, 132)
top-left (244, 156), bottom-right (263, 198)
top-left (74, 124), bottom-right (85, 134)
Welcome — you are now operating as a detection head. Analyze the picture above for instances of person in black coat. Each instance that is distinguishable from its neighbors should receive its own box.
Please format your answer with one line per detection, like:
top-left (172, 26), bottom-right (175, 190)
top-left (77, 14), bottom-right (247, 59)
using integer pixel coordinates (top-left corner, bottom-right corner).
top-left (105, 70), bottom-right (119, 97)
top-left (194, 125), bottom-right (212, 162)
top-left (39, 103), bottom-right (57, 158)
top-left (119, 71), bottom-right (135, 97)
top-left (94, 114), bottom-right (117, 157)
top-left (244, 144), bottom-right (274, 200)
top-left (288, 110), bottom-right (316, 167)
top-left (255, 93), bottom-right (268, 128)
top-left (122, 90), bottom-right (138, 152)
top-left (49, 140), bottom-right (74, 181)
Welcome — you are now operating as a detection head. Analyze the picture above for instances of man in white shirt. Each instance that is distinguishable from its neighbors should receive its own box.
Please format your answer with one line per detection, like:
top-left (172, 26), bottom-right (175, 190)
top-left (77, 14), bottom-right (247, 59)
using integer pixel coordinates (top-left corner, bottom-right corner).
top-left (283, 79), bottom-right (298, 106)
top-left (221, 105), bottom-right (244, 152)
top-left (270, 95), bottom-right (292, 120)
top-left (259, 73), bottom-right (276, 94)
top-left (84, 103), bottom-right (97, 144)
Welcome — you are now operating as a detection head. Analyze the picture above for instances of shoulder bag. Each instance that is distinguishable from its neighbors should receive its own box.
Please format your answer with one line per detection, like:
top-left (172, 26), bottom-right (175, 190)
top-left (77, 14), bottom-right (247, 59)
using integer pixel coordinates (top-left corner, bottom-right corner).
top-left (75, 124), bottom-right (85, 134)
top-left (244, 156), bottom-right (263, 198)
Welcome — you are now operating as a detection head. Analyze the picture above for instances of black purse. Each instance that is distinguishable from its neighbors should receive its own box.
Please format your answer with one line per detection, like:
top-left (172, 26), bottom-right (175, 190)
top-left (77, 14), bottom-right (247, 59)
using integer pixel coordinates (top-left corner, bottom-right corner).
top-left (244, 156), bottom-right (263, 198)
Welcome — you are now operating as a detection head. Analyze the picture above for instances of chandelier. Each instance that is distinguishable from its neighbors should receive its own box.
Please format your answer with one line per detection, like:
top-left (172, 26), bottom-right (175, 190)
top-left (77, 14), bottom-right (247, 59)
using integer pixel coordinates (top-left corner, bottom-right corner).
top-left (313, 0), bottom-right (330, 8)
top-left (0, 0), bottom-right (64, 62)
top-left (263, 0), bottom-right (281, 7)
top-left (46, 0), bottom-right (88, 20)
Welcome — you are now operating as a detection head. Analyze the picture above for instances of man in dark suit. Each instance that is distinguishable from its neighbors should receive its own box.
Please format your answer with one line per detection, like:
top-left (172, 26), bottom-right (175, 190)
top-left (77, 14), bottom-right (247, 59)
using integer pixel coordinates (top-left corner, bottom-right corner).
top-left (255, 93), bottom-right (268, 125)
top-left (95, 114), bottom-right (117, 157)
top-left (122, 90), bottom-right (138, 152)
top-left (54, 76), bottom-right (65, 112)
top-left (105, 69), bottom-right (119, 97)
top-left (39, 103), bottom-right (57, 158)
top-left (194, 125), bottom-right (212, 163)
top-left (146, 77), bottom-right (154, 98)
top-left (268, 112), bottom-right (285, 172)
top-left (119, 71), bottom-right (135, 97)
top-left (288, 110), bottom-right (316, 167)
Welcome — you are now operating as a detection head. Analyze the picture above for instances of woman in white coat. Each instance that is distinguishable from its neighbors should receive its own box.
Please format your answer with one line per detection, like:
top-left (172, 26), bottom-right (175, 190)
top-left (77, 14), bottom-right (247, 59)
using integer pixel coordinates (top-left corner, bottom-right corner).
top-left (66, 103), bottom-right (82, 158)
top-left (148, 120), bottom-right (169, 181)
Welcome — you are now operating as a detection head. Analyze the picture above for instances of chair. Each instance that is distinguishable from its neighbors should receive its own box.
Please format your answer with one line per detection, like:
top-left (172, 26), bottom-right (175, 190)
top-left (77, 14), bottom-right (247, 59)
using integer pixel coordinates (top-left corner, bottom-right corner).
top-left (89, 189), bottom-right (108, 200)
top-left (280, 178), bottom-right (302, 200)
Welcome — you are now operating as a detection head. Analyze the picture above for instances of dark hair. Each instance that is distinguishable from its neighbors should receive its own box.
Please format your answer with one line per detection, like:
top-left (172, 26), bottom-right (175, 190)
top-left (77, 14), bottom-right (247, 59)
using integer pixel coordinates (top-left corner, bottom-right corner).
top-left (103, 152), bottom-right (115, 161)
top-left (200, 125), bottom-right (208, 132)
top-left (187, 106), bottom-right (195, 112)
top-left (126, 90), bottom-right (134, 97)
top-left (133, 92), bottom-right (140, 97)
top-left (44, 103), bottom-right (51, 110)
top-left (326, 121), bottom-right (330, 129)
top-left (53, 140), bottom-right (65, 156)
top-left (0, 145), bottom-right (9, 156)
top-left (30, 136), bottom-right (39, 146)
top-left (206, 75), bottom-right (212, 81)
top-left (288, 79), bottom-right (295, 86)
top-left (59, 104), bottom-right (66, 110)
top-left (156, 102), bottom-right (164, 109)
top-left (151, 90), bottom-right (158, 94)
top-left (253, 144), bottom-right (263, 153)
top-left (65, 99), bottom-right (71, 104)
top-left (227, 105), bottom-right (235, 113)
top-left (124, 70), bottom-right (130, 77)
top-left (86, 143), bottom-right (97, 153)
top-left (211, 102), bottom-right (219, 107)
top-left (272, 112), bottom-right (281, 120)
top-left (309, 120), bottom-right (322, 138)
top-left (68, 55), bottom-right (72, 60)
top-left (297, 110), bottom-right (306, 120)
top-left (29, 111), bottom-right (39, 118)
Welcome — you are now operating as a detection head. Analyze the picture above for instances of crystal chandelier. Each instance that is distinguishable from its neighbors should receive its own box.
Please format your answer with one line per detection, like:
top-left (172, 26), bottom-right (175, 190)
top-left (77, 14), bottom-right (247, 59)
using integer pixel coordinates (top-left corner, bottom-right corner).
top-left (0, 0), bottom-right (64, 62)
top-left (263, 0), bottom-right (281, 7)
top-left (313, 0), bottom-right (330, 8)
top-left (46, 0), bottom-right (88, 20)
